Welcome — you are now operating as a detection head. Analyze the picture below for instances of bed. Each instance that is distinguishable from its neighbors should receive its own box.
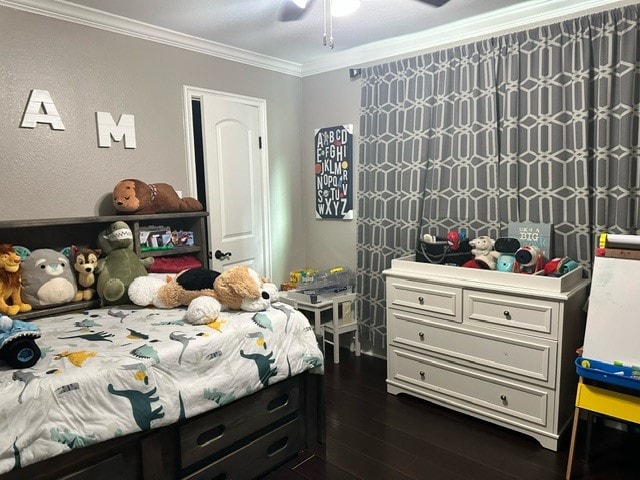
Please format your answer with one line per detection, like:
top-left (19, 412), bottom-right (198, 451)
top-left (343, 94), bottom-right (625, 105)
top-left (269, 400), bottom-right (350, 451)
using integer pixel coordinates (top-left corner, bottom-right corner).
top-left (0, 302), bottom-right (325, 480)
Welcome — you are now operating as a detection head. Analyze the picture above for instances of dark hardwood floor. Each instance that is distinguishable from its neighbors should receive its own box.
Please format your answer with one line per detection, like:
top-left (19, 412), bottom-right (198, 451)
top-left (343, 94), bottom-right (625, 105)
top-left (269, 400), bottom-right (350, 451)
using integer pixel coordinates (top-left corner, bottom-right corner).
top-left (265, 346), bottom-right (640, 480)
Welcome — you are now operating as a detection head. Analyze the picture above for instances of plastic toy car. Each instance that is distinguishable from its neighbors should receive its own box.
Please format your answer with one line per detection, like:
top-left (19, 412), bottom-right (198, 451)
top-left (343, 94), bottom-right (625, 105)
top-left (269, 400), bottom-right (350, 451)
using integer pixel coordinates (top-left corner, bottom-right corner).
top-left (0, 315), bottom-right (41, 369)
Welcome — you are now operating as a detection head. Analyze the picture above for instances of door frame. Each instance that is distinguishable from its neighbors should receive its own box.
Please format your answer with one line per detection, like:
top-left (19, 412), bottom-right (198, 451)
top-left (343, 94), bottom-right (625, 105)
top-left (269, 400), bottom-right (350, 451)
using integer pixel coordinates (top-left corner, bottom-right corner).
top-left (182, 85), bottom-right (272, 278)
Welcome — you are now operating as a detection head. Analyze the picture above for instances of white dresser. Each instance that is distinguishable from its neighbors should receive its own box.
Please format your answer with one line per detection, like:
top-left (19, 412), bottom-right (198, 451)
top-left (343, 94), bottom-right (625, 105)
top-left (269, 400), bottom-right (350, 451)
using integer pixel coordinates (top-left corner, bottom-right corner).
top-left (384, 256), bottom-right (589, 450)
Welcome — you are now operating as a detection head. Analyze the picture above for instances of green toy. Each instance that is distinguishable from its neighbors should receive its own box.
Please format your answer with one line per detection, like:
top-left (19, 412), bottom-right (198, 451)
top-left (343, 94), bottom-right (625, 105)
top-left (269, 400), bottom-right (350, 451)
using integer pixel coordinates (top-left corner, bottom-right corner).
top-left (95, 221), bottom-right (153, 306)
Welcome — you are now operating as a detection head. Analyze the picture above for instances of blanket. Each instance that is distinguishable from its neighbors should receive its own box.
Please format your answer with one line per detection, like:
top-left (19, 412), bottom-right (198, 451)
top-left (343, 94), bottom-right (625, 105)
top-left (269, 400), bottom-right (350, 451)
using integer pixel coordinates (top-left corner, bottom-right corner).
top-left (0, 303), bottom-right (323, 474)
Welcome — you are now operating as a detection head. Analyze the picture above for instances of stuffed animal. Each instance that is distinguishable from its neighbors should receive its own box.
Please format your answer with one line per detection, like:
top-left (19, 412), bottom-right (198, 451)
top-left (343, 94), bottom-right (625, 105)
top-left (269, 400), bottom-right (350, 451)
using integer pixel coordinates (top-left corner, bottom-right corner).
top-left (0, 244), bottom-right (32, 316)
top-left (184, 266), bottom-right (279, 325)
top-left (19, 248), bottom-right (79, 309)
top-left (214, 266), bottom-right (279, 311)
top-left (129, 265), bottom-right (279, 325)
top-left (112, 179), bottom-right (203, 215)
top-left (95, 221), bottom-right (153, 306)
top-left (469, 236), bottom-right (500, 270)
top-left (128, 268), bottom-right (220, 310)
top-left (71, 246), bottom-right (102, 301)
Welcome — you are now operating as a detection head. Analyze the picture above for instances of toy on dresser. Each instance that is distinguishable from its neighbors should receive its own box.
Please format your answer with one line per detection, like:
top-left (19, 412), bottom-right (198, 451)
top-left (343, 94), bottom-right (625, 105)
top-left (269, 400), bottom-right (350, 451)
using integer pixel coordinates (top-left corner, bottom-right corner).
top-left (0, 244), bottom-right (31, 315)
top-left (467, 236), bottom-right (500, 270)
top-left (513, 245), bottom-right (545, 274)
top-left (71, 246), bottom-right (102, 301)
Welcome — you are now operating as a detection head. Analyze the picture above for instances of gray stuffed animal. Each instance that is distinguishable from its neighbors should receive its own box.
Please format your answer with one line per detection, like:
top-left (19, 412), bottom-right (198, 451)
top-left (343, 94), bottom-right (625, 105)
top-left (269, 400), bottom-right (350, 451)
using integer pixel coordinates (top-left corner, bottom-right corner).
top-left (18, 248), bottom-right (78, 308)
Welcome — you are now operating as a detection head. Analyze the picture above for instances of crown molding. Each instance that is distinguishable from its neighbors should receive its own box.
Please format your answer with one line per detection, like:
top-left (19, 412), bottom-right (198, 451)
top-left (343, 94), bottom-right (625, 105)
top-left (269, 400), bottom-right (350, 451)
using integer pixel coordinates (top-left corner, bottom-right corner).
top-left (1, 0), bottom-right (636, 79)
top-left (301, 0), bottom-right (638, 76)
top-left (0, 0), bottom-right (304, 76)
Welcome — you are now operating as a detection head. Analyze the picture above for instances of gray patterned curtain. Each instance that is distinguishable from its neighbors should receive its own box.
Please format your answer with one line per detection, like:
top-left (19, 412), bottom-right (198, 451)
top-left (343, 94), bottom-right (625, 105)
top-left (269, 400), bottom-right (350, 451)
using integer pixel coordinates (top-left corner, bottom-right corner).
top-left (357, 5), bottom-right (640, 357)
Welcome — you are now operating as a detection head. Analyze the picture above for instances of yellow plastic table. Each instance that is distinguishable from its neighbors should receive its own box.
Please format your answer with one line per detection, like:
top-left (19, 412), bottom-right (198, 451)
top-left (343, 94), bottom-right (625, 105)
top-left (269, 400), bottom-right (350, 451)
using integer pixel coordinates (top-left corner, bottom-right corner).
top-left (565, 377), bottom-right (640, 479)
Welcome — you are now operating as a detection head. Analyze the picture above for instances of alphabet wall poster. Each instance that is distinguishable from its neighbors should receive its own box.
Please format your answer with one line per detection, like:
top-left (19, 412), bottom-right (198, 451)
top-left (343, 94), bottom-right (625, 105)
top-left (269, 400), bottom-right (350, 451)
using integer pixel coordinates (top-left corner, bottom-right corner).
top-left (315, 124), bottom-right (353, 220)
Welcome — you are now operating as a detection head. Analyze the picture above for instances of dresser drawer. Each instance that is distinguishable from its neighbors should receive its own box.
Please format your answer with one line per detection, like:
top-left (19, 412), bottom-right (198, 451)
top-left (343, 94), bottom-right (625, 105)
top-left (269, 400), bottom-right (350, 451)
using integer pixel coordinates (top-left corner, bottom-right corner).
top-left (179, 377), bottom-right (300, 468)
top-left (388, 310), bottom-right (556, 386)
top-left (464, 291), bottom-right (558, 338)
top-left (387, 277), bottom-right (462, 322)
top-left (388, 348), bottom-right (552, 430)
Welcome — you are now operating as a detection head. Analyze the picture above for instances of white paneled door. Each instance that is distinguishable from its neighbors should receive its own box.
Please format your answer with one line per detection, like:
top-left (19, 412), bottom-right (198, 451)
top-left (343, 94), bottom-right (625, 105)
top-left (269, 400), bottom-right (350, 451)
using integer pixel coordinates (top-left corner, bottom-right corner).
top-left (184, 87), bottom-right (271, 277)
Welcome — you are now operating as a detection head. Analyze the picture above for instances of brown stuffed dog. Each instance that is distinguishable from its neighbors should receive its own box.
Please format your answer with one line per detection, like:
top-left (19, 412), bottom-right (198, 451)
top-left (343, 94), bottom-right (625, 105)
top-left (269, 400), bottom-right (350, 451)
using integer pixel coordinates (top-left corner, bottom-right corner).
top-left (128, 266), bottom-right (279, 325)
top-left (113, 179), bottom-right (203, 215)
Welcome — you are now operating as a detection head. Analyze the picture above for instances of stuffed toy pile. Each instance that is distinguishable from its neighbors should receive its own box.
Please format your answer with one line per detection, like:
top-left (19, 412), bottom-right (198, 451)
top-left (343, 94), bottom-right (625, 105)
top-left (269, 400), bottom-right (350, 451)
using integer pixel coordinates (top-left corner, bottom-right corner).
top-left (112, 179), bottom-right (203, 215)
top-left (129, 265), bottom-right (279, 325)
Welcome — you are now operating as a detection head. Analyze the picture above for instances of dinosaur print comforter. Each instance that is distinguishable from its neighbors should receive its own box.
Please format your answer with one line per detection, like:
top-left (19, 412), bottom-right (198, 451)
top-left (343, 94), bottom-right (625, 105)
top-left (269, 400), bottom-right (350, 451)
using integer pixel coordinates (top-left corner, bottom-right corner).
top-left (0, 303), bottom-right (323, 475)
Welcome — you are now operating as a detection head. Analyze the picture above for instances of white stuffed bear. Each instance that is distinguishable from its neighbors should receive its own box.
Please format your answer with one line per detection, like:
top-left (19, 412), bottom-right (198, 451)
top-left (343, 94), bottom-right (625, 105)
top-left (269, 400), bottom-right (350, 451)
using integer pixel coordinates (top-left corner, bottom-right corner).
top-left (469, 236), bottom-right (500, 270)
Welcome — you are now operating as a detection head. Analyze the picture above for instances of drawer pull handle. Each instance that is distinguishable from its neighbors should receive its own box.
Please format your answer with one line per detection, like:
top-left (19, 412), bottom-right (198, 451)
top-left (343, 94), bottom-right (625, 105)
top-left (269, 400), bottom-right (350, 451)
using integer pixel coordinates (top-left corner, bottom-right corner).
top-left (267, 393), bottom-right (290, 412)
top-left (418, 296), bottom-right (425, 305)
top-left (503, 310), bottom-right (510, 318)
top-left (419, 370), bottom-right (426, 379)
top-left (267, 436), bottom-right (289, 457)
top-left (418, 332), bottom-right (425, 340)
top-left (500, 394), bottom-right (508, 403)
top-left (197, 424), bottom-right (226, 446)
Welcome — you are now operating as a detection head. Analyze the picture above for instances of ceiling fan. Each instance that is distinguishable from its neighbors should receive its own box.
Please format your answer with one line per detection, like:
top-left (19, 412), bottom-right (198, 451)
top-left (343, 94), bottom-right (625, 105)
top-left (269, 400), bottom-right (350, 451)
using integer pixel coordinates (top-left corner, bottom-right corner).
top-left (279, 0), bottom-right (451, 23)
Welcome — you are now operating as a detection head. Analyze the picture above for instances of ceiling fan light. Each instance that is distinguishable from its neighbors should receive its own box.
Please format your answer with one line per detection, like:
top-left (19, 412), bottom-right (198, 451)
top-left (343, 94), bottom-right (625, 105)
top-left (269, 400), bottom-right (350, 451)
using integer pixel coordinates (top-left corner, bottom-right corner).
top-left (331, 0), bottom-right (361, 17)
top-left (291, 0), bottom-right (308, 8)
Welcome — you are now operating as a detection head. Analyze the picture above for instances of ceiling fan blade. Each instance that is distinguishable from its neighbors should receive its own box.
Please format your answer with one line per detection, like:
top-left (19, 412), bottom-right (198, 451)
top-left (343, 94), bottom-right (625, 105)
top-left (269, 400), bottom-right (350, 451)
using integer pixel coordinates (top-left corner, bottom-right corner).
top-left (278, 0), bottom-right (318, 22)
top-left (415, 0), bottom-right (451, 7)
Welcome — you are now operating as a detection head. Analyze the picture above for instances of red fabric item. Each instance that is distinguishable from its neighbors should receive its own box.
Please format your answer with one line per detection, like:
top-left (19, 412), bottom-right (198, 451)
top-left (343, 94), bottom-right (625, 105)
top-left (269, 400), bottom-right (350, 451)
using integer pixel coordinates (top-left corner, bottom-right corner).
top-left (148, 255), bottom-right (202, 273)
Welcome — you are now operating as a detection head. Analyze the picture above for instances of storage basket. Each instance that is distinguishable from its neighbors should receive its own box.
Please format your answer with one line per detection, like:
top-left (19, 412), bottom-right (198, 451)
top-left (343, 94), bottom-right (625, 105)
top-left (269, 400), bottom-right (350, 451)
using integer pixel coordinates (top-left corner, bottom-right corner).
top-left (415, 235), bottom-right (473, 266)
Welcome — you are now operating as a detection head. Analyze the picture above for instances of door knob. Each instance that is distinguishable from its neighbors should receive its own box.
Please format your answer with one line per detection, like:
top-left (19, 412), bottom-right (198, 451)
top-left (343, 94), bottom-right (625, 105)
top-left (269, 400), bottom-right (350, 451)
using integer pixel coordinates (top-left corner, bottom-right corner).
top-left (214, 250), bottom-right (232, 260)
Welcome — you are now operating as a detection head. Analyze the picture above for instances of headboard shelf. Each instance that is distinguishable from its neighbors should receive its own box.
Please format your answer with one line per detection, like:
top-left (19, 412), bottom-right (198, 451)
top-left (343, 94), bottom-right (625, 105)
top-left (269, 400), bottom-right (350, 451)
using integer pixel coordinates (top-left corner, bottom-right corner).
top-left (13, 300), bottom-right (101, 320)
top-left (0, 212), bottom-right (210, 320)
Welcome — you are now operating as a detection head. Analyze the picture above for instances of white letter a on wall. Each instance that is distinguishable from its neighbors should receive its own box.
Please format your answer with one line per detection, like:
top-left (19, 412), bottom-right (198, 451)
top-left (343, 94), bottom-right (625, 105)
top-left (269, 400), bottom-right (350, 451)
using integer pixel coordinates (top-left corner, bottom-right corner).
top-left (20, 89), bottom-right (65, 130)
top-left (96, 112), bottom-right (137, 148)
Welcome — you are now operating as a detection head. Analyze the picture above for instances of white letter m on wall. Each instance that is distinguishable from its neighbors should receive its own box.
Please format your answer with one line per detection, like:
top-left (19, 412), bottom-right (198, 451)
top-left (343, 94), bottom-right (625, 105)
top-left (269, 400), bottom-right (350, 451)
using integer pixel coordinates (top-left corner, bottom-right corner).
top-left (96, 112), bottom-right (137, 148)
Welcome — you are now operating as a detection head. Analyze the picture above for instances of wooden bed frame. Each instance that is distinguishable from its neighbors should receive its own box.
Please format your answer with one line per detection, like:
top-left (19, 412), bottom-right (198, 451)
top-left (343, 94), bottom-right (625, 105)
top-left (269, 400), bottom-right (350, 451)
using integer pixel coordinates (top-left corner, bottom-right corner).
top-left (0, 214), bottom-right (326, 479)
top-left (1, 370), bottom-right (324, 480)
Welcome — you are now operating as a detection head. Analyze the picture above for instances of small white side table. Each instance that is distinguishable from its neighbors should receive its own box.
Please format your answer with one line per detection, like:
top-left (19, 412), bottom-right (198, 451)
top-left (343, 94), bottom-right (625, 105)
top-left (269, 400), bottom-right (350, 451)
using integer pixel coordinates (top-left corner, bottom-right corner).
top-left (279, 292), bottom-right (361, 363)
top-left (279, 292), bottom-right (333, 335)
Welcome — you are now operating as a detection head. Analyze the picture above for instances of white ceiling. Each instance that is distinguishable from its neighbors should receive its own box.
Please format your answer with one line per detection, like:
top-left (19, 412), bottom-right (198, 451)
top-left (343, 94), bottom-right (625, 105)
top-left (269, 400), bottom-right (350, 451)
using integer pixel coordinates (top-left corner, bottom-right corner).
top-left (1, 0), bottom-right (632, 75)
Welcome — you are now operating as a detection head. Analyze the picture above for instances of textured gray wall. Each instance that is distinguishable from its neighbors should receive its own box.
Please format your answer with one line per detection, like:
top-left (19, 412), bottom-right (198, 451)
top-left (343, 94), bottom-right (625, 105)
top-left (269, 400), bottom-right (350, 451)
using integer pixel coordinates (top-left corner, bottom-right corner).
top-left (302, 71), bottom-right (360, 272)
top-left (0, 7), bottom-right (306, 285)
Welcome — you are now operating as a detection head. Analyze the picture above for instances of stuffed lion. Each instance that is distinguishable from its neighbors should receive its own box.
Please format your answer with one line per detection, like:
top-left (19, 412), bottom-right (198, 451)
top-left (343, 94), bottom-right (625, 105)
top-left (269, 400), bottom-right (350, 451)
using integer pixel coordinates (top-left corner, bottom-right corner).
top-left (113, 179), bottom-right (203, 215)
top-left (0, 244), bottom-right (32, 316)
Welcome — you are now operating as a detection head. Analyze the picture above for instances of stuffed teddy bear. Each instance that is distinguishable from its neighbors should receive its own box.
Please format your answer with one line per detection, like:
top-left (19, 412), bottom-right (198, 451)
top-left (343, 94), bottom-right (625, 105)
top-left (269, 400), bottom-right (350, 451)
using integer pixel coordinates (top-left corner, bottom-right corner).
top-left (71, 246), bottom-right (102, 301)
top-left (129, 265), bottom-right (279, 325)
top-left (469, 236), bottom-right (500, 270)
top-left (0, 244), bottom-right (32, 316)
top-left (95, 221), bottom-right (153, 306)
top-left (112, 179), bottom-right (203, 215)
top-left (19, 247), bottom-right (79, 308)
